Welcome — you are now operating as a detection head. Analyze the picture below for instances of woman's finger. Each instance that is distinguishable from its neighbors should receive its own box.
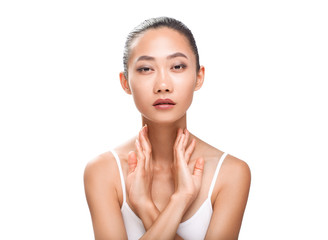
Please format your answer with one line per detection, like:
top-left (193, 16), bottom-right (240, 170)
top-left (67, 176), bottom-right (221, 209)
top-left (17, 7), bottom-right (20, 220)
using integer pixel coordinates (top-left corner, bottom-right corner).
top-left (182, 129), bottom-right (190, 149)
top-left (127, 151), bottom-right (138, 174)
top-left (173, 129), bottom-right (182, 163)
top-left (193, 157), bottom-right (204, 178)
top-left (135, 138), bottom-right (145, 169)
top-left (177, 133), bottom-right (184, 150)
top-left (143, 125), bottom-right (152, 147)
top-left (143, 125), bottom-right (153, 171)
top-left (174, 128), bottom-right (183, 150)
top-left (185, 138), bottom-right (196, 163)
top-left (139, 126), bottom-right (151, 170)
top-left (139, 126), bottom-right (151, 155)
top-left (176, 133), bottom-right (186, 161)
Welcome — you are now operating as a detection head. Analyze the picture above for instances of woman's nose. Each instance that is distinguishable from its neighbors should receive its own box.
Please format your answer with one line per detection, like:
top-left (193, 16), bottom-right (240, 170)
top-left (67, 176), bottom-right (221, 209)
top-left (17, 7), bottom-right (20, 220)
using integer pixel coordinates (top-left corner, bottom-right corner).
top-left (155, 83), bottom-right (171, 93)
top-left (154, 71), bottom-right (173, 93)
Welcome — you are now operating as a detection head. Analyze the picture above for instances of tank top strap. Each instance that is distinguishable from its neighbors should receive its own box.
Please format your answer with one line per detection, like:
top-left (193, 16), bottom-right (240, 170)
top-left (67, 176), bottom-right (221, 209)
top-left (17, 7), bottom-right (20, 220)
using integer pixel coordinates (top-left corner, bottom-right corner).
top-left (111, 149), bottom-right (126, 203)
top-left (208, 152), bottom-right (228, 199)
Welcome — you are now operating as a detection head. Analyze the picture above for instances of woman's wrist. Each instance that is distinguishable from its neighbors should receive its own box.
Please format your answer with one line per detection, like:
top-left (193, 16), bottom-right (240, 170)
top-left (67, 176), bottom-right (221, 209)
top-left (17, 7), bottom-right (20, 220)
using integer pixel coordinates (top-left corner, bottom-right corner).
top-left (170, 193), bottom-right (194, 213)
top-left (136, 200), bottom-right (159, 229)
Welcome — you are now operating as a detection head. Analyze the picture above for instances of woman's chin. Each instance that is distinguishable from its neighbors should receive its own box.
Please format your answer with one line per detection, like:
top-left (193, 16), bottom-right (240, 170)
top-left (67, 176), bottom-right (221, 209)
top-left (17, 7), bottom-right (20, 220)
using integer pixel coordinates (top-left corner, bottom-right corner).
top-left (141, 113), bottom-right (187, 126)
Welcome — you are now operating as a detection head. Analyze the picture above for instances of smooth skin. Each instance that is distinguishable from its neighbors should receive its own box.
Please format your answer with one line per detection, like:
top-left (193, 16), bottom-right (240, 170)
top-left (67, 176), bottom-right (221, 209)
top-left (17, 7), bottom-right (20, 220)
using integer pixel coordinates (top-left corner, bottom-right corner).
top-left (84, 27), bottom-right (251, 240)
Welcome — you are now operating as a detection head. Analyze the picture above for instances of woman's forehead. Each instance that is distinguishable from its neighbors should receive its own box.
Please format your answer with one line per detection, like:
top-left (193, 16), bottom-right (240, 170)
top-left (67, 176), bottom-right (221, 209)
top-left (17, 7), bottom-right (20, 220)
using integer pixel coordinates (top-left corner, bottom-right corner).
top-left (129, 27), bottom-right (194, 61)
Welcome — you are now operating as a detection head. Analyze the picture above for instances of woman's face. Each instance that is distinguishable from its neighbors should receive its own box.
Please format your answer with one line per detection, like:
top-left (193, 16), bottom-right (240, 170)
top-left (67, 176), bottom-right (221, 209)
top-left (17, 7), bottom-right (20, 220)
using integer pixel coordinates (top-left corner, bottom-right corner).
top-left (121, 27), bottom-right (204, 124)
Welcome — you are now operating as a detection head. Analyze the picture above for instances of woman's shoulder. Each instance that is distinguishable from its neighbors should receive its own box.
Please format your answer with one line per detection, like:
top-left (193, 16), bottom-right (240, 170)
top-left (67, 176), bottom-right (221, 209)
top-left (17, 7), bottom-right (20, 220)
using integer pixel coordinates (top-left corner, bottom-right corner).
top-left (214, 151), bottom-right (251, 196)
top-left (192, 135), bottom-right (223, 166)
top-left (194, 135), bottom-right (251, 188)
top-left (220, 154), bottom-right (251, 192)
top-left (195, 137), bottom-right (251, 205)
top-left (194, 135), bottom-right (250, 172)
top-left (85, 150), bottom-right (115, 167)
top-left (84, 138), bottom-right (136, 183)
top-left (84, 151), bottom-right (119, 185)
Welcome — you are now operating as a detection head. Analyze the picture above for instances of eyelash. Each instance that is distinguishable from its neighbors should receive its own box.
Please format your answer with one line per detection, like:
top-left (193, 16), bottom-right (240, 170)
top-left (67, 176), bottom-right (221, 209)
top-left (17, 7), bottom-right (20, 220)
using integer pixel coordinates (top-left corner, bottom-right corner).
top-left (136, 64), bottom-right (187, 73)
top-left (137, 67), bottom-right (152, 72)
top-left (172, 64), bottom-right (186, 70)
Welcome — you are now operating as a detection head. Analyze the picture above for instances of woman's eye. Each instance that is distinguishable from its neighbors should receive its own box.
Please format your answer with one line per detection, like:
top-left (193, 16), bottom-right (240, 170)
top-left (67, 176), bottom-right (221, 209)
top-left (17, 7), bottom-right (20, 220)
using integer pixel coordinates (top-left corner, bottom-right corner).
top-left (172, 64), bottom-right (186, 71)
top-left (137, 67), bottom-right (152, 73)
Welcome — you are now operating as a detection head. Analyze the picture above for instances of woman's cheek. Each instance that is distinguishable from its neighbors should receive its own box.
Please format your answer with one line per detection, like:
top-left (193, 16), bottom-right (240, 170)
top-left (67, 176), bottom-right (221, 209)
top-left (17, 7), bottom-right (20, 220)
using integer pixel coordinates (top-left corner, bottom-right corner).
top-left (176, 77), bottom-right (196, 103)
top-left (130, 81), bottom-right (150, 113)
top-left (132, 94), bottom-right (146, 113)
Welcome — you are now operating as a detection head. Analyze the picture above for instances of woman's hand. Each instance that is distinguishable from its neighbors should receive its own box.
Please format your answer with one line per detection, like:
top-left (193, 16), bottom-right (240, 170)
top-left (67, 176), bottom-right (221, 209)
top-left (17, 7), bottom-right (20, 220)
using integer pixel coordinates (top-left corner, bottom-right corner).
top-left (126, 125), bottom-right (155, 217)
top-left (172, 128), bottom-right (204, 206)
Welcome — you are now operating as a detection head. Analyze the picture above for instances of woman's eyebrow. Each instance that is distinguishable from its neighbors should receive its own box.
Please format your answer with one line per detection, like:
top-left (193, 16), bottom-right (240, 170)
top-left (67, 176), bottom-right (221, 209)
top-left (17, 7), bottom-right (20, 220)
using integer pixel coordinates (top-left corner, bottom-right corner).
top-left (136, 55), bottom-right (155, 62)
top-left (136, 52), bottom-right (188, 62)
top-left (167, 52), bottom-right (188, 60)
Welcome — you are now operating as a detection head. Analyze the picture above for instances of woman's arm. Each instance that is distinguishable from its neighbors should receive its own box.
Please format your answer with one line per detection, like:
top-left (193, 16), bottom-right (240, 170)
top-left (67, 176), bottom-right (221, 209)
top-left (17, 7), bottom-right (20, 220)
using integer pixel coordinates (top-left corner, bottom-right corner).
top-left (84, 128), bottom-right (204, 239)
top-left (205, 156), bottom-right (251, 240)
top-left (84, 154), bottom-right (128, 240)
top-left (139, 193), bottom-right (193, 239)
top-left (128, 127), bottom-right (204, 239)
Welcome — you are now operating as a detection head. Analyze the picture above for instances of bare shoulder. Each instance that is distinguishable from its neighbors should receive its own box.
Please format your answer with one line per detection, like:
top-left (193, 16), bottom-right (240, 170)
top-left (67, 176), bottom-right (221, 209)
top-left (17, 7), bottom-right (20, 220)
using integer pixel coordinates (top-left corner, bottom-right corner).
top-left (84, 139), bottom-right (135, 206)
top-left (83, 150), bottom-right (123, 205)
top-left (84, 151), bottom-right (129, 239)
top-left (193, 135), bottom-right (251, 198)
top-left (221, 154), bottom-right (251, 187)
top-left (84, 151), bottom-right (118, 185)
top-left (192, 135), bottom-right (223, 163)
top-left (205, 151), bottom-right (251, 238)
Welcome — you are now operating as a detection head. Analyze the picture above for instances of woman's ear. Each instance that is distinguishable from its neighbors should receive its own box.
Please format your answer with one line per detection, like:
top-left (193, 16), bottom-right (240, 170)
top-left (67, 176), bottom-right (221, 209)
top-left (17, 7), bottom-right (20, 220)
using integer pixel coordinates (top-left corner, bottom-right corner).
top-left (120, 72), bottom-right (132, 94)
top-left (194, 66), bottom-right (205, 91)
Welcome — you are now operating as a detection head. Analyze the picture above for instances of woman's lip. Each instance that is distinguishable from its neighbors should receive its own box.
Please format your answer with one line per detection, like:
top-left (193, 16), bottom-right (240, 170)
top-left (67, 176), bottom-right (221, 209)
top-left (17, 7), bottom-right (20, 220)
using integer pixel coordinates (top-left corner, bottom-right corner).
top-left (152, 98), bottom-right (176, 106)
top-left (154, 104), bottom-right (175, 110)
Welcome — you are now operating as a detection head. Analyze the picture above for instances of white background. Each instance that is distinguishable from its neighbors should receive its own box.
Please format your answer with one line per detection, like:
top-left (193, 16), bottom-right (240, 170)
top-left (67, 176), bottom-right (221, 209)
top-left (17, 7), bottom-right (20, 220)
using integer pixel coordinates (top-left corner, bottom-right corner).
top-left (1, 0), bottom-right (327, 239)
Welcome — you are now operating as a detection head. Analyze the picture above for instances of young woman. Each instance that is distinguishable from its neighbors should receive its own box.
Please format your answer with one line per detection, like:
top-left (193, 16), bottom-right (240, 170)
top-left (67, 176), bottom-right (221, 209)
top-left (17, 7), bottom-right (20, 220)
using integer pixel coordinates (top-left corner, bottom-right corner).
top-left (84, 17), bottom-right (251, 240)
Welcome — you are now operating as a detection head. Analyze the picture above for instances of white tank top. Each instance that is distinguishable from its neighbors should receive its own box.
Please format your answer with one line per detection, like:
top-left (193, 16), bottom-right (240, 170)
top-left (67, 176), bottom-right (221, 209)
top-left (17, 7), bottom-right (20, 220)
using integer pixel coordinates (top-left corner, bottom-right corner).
top-left (112, 150), bottom-right (227, 240)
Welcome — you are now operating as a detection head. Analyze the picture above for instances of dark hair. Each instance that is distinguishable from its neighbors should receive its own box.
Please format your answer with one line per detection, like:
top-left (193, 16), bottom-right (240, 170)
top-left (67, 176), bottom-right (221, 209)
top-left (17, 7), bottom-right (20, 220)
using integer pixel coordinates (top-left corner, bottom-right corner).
top-left (123, 17), bottom-right (200, 78)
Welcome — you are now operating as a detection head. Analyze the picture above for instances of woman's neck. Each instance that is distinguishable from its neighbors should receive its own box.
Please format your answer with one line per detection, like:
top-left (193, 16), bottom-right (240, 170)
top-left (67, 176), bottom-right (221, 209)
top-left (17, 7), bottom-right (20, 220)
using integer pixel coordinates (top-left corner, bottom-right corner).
top-left (142, 115), bottom-right (187, 166)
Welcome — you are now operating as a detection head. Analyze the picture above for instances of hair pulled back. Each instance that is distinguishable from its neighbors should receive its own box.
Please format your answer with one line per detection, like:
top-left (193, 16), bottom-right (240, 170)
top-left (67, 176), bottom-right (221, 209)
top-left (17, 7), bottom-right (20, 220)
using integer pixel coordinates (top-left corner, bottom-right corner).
top-left (123, 17), bottom-right (200, 78)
